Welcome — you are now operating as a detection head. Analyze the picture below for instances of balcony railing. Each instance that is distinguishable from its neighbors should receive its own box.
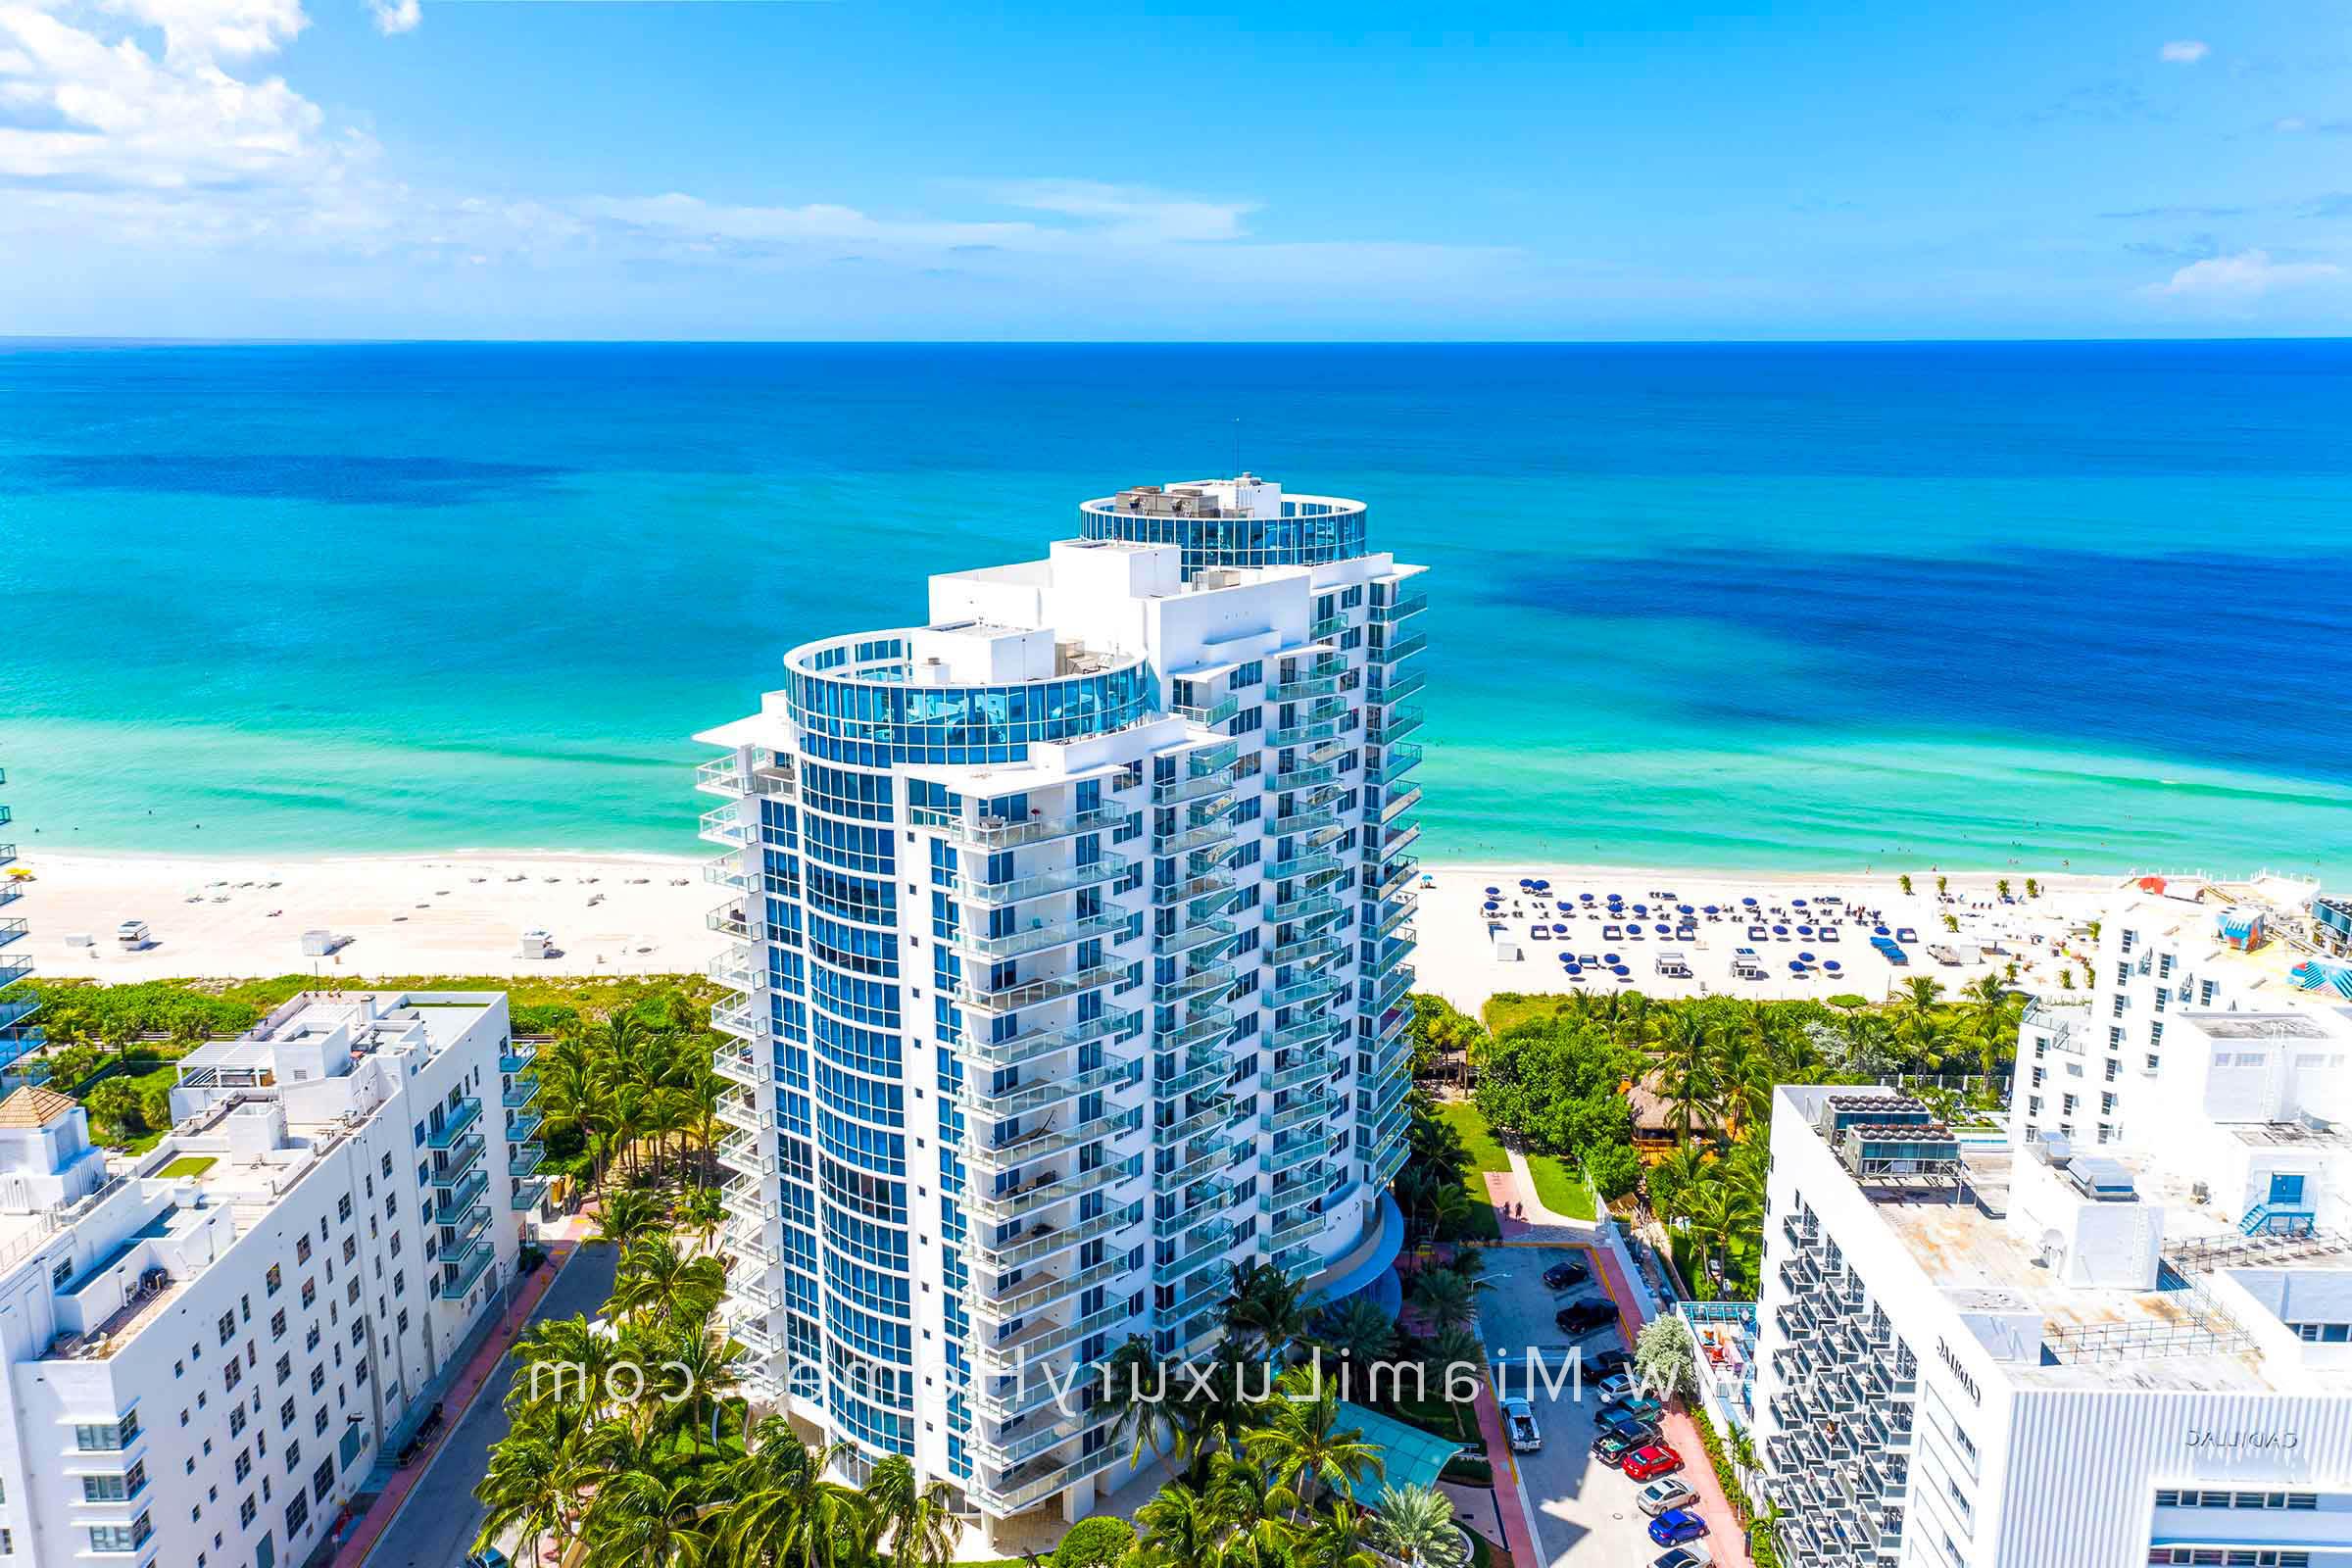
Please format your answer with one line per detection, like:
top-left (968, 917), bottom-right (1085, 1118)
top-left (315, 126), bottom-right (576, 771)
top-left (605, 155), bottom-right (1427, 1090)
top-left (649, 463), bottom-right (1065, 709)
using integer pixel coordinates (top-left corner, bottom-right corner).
top-left (424, 1097), bottom-right (482, 1151)
top-left (952, 962), bottom-right (1127, 1016)
top-left (967, 1201), bottom-right (1143, 1271)
top-left (962, 1108), bottom-right (1142, 1172)
top-left (973, 1254), bottom-right (1135, 1323)
top-left (961, 1158), bottom-right (1136, 1224)
top-left (949, 910), bottom-right (1131, 963)
top-left (1366, 631), bottom-right (1428, 666)
top-left (1371, 589), bottom-right (1428, 622)
top-left (510, 1144), bottom-right (546, 1180)
top-left (501, 1074), bottom-right (541, 1109)
top-left (1174, 694), bottom-right (1242, 727)
top-left (433, 1169), bottom-right (490, 1223)
top-left (1369, 708), bottom-right (1425, 748)
top-left (959, 857), bottom-right (1129, 908)
top-left (917, 804), bottom-right (1134, 852)
top-left (438, 1240), bottom-right (495, 1299)
top-left (955, 1060), bottom-right (1134, 1119)
top-left (959, 1006), bottom-right (1141, 1069)
top-left (1152, 770), bottom-right (1235, 806)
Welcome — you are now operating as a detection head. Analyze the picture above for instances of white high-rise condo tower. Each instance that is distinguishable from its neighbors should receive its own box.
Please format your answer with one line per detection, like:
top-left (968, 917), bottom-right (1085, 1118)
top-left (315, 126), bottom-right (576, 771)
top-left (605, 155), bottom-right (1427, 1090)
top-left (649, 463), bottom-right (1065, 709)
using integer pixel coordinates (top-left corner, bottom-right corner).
top-left (0, 759), bottom-right (36, 1067)
top-left (697, 475), bottom-right (1425, 1533)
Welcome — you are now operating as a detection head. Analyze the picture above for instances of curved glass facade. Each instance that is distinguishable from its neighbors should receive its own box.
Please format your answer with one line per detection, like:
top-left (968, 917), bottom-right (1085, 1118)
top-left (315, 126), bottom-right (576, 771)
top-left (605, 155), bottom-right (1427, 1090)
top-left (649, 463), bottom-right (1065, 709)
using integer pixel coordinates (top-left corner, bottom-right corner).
top-left (1077, 496), bottom-right (1368, 575)
top-left (784, 635), bottom-right (1153, 767)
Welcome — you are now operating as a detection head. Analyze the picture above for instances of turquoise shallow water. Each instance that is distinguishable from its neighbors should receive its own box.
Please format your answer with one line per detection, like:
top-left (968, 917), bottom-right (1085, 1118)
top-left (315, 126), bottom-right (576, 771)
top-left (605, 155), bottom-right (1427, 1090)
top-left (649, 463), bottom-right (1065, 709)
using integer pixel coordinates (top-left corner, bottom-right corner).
top-left (3, 341), bottom-right (2349, 877)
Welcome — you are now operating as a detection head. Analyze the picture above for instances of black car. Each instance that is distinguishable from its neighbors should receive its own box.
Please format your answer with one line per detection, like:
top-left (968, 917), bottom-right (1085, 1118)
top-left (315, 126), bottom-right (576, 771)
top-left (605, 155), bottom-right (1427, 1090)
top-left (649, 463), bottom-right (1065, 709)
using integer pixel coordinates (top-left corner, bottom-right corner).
top-left (1555, 1299), bottom-right (1618, 1336)
top-left (1542, 1259), bottom-right (1591, 1290)
top-left (1582, 1348), bottom-right (1632, 1383)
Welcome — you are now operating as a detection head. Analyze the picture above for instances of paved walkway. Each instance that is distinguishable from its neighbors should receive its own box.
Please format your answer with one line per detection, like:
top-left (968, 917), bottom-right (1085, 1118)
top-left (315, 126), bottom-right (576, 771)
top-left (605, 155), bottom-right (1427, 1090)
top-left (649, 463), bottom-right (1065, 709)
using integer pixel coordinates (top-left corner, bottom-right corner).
top-left (332, 1243), bottom-right (580, 1568)
top-left (1469, 1373), bottom-right (1543, 1568)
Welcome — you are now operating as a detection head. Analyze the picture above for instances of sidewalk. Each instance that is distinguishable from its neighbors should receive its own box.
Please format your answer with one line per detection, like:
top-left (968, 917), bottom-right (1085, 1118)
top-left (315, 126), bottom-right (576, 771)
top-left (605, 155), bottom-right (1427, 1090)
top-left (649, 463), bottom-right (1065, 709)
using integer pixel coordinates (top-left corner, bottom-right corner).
top-left (330, 1243), bottom-right (577, 1568)
top-left (1469, 1377), bottom-right (1544, 1568)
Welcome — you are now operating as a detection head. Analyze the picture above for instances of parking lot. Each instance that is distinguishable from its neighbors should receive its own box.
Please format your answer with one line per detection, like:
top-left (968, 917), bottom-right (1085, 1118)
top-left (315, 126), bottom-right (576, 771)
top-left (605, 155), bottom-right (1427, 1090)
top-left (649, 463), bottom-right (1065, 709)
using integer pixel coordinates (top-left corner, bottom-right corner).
top-left (1480, 1243), bottom-right (1680, 1568)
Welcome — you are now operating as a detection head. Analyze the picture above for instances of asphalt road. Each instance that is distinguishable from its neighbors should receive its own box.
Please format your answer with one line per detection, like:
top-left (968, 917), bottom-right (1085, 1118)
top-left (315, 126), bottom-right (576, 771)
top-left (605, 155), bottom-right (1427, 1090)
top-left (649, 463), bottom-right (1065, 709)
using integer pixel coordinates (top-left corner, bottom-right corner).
top-left (1479, 1244), bottom-right (1657, 1568)
top-left (372, 1243), bottom-right (620, 1568)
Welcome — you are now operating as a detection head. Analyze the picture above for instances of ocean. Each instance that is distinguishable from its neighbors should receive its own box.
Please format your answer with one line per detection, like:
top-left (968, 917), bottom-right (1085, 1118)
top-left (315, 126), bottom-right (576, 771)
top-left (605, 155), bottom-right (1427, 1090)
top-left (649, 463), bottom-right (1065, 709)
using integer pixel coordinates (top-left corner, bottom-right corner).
top-left (3, 340), bottom-right (2349, 878)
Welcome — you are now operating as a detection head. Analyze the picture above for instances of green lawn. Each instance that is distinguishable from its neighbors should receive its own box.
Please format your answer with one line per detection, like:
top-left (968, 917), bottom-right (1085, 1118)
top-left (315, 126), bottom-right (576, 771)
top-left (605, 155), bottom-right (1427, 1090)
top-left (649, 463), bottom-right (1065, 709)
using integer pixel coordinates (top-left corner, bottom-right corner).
top-left (1436, 1101), bottom-right (1505, 1240)
top-left (1526, 1152), bottom-right (1597, 1220)
top-left (1480, 992), bottom-right (1569, 1038)
top-left (158, 1155), bottom-right (218, 1179)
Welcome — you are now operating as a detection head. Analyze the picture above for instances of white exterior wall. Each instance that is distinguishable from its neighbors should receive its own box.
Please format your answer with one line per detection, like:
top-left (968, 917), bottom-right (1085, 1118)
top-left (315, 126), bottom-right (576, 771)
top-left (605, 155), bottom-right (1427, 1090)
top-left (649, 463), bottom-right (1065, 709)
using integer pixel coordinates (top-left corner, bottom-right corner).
top-left (0, 992), bottom-right (527, 1568)
top-left (701, 481), bottom-right (1424, 1527)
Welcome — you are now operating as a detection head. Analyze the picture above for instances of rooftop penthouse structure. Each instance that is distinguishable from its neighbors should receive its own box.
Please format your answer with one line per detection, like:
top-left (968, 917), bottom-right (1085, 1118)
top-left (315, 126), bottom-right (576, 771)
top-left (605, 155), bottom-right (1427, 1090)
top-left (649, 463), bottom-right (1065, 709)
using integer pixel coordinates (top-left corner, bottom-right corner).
top-left (697, 475), bottom-right (1423, 1537)
top-left (0, 991), bottom-right (537, 1568)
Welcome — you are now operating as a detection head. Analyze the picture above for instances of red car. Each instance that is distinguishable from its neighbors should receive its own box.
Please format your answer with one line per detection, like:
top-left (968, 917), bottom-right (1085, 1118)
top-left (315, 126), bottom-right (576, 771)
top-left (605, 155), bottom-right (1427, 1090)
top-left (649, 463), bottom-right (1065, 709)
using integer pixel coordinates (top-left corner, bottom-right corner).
top-left (1621, 1444), bottom-right (1685, 1482)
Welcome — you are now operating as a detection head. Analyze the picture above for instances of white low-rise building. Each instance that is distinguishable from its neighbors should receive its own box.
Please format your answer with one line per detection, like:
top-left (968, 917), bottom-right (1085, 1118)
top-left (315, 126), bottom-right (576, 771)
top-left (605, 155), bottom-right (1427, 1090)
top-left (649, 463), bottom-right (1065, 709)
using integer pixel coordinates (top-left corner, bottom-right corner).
top-left (1755, 880), bottom-right (2352, 1567)
top-left (0, 990), bottom-right (540, 1568)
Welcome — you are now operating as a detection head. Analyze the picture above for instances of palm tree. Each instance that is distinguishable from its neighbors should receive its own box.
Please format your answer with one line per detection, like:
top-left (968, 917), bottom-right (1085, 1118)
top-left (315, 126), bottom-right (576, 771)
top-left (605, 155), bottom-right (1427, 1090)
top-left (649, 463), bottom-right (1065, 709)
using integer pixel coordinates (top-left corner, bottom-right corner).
top-left (1648, 1009), bottom-right (1720, 1149)
top-left (1370, 1485), bottom-right (1468, 1568)
top-left (1681, 1181), bottom-right (1760, 1300)
top-left (595, 1186), bottom-right (666, 1249)
top-left (1315, 1297), bottom-right (1397, 1384)
top-left (578, 1467), bottom-right (717, 1568)
top-left (1135, 1477), bottom-right (1238, 1568)
top-left (1959, 974), bottom-right (2021, 1081)
top-left (1243, 1369), bottom-right (1384, 1520)
top-left (865, 1454), bottom-right (960, 1568)
top-left (719, 1418), bottom-right (866, 1568)
top-left (1222, 1259), bottom-right (1311, 1359)
top-left (679, 1183), bottom-right (726, 1250)
top-left (1301, 1501), bottom-right (1384, 1568)
top-left (1408, 1267), bottom-right (1483, 1334)
top-left (473, 1424), bottom-right (571, 1568)
top-left (612, 1235), bottom-right (726, 1325)
top-left (1643, 1144), bottom-right (1709, 1224)
top-left (1205, 1454), bottom-right (1300, 1568)
top-left (1104, 1335), bottom-right (1183, 1468)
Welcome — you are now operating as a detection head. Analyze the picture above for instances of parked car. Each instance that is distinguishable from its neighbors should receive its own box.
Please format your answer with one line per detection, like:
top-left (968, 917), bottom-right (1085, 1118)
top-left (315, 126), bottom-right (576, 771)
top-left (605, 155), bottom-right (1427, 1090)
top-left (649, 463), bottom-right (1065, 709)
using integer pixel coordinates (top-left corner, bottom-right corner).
top-left (1556, 1299), bottom-right (1618, 1336)
top-left (1543, 1258), bottom-right (1591, 1289)
top-left (1592, 1427), bottom-right (1656, 1467)
top-left (1650, 1548), bottom-right (1712, 1568)
top-left (1636, 1478), bottom-right (1699, 1517)
top-left (1594, 1371), bottom-right (1641, 1404)
top-left (1582, 1348), bottom-right (1632, 1383)
top-left (1648, 1510), bottom-right (1709, 1547)
top-left (1501, 1396), bottom-right (1543, 1453)
top-left (464, 1553), bottom-right (513, 1568)
top-left (1599, 1396), bottom-right (1665, 1426)
top-left (1621, 1444), bottom-right (1686, 1482)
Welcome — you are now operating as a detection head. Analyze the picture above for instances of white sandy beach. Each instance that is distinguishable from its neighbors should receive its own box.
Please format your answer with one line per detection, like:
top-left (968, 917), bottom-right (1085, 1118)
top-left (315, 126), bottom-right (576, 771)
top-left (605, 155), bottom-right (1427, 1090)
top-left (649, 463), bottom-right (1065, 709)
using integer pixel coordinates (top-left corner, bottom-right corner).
top-left (16, 849), bottom-right (2113, 1007)
top-left (1411, 864), bottom-right (2114, 1012)
top-left (17, 850), bottom-right (718, 981)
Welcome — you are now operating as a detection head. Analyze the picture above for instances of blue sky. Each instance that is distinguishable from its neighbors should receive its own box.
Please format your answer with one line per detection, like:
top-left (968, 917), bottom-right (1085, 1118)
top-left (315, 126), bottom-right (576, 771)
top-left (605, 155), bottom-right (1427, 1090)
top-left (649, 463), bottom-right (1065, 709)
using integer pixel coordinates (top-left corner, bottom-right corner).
top-left (3, 0), bottom-right (2349, 337)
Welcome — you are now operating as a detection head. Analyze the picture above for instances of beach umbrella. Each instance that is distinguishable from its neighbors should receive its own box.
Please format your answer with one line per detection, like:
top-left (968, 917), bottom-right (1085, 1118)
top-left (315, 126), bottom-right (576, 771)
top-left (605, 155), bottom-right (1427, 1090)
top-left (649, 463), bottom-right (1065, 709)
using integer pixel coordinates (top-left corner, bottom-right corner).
top-left (1604, 953), bottom-right (1620, 964)
top-left (1703, 905), bottom-right (1719, 914)
top-left (1611, 964), bottom-right (1631, 977)
top-left (1797, 924), bottom-right (1813, 935)
top-left (1874, 924), bottom-right (1890, 935)
top-left (1788, 959), bottom-right (1806, 971)
top-left (1552, 922), bottom-right (1569, 934)
top-left (1533, 878), bottom-right (1550, 890)
top-left (1678, 904), bottom-right (1694, 914)
top-left (1799, 951), bottom-right (1816, 961)
top-left (1580, 892), bottom-right (1593, 902)
top-left (1486, 886), bottom-right (1500, 896)
top-left (1773, 923), bottom-right (1788, 935)
top-left (1792, 898), bottom-right (1808, 907)
top-left (1824, 960), bottom-right (1842, 972)
top-left (1654, 923), bottom-right (1671, 934)
top-left (1742, 897), bottom-right (1758, 907)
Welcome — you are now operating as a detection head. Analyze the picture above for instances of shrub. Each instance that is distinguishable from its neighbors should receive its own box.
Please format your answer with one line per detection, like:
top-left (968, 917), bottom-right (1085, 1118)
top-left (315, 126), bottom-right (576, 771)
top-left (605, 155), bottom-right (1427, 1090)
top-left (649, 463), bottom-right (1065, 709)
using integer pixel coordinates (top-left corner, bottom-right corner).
top-left (1053, 1517), bottom-right (1136, 1568)
top-left (1587, 1141), bottom-right (1642, 1200)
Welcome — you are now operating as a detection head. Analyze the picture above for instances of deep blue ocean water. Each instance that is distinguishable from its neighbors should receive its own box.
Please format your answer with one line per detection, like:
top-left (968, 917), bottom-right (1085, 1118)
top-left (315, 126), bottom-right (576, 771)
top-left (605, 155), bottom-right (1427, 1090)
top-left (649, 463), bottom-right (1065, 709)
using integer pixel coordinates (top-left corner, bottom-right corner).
top-left (3, 340), bottom-right (2348, 876)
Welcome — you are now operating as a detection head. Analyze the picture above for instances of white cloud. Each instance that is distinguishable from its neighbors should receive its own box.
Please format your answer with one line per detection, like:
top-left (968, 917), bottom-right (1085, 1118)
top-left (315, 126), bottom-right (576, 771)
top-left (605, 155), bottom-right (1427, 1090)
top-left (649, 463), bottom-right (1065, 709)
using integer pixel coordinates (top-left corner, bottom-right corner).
top-left (0, 0), bottom-right (336, 191)
top-left (2159, 249), bottom-right (2341, 296)
top-left (368, 0), bottom-right (418, 35)
top-left (980, 179), bottom-right (1257, 243)
top-left (2158, 39), bottom-right (2210, 64)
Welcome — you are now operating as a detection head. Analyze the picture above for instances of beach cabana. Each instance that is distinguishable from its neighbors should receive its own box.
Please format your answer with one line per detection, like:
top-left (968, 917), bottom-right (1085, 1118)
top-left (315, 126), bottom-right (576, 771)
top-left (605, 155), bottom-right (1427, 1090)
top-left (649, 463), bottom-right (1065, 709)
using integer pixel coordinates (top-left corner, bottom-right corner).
top-left (1655, 951), bottom-right (1692, 978)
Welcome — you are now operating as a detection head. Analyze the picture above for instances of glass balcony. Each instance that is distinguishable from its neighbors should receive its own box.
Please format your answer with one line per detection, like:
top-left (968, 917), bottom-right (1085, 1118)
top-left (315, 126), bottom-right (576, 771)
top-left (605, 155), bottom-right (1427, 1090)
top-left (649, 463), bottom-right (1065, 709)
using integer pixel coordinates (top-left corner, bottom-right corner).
top-left (949, 910), bottom-right (1131, 962)
top-left (964, 1435), bottom-right (1125, 1515)
top-left (962, 1108), bottom-right (1143, 1173)
top-left (714, 1042), bottom-right (765, 1088)
top-left (1155, 1053), bottom-right (1234, 1100)
top-left (1159, 1137), bottom-right (1237, 1188)
top-left (1157, 916), bottom-right (1239, 958)
top-left (499, 1040), bottom-right (538, 1074)
top-left (1153, 1183), bottom-right (1234, 1240)
top-left (974, 1255), bottom-right (1136, 1323)
top-left (1369, 744), bottom-right (1424, 790)
top-left (426, 1098), bottom-right (482, 1149)
top-left (1308, 612), bottom-right (1348, 640)
top-left (509, 1143), bottom-right (545, 1179)
top-left (959, 857), bottom-right (1129, 908)
top-left (1174, 694), bottom-right (1242, 727)
top-left (1264, 971), bottom-right (1345, 1011)
top-left (1262, 1137), bottom-right (1328, 1177)
top-left (952, 961), bottom-right (1127, 1015)
top-left (955, 1059), bottom-right (1134, 1118)
top-left (501, 1074), bottom-right (541, 1110)
top-left (1365, 965), bottom-right (1416, 1018)
top-left (976, 1301), bottom-right (1136, 1370)
top-left (1270, 1014), bottom-right (1340, 1053)
top-left (1152, 769), bottom-right (1235, 806)
top-left (715, 1090), bottom-right (776, 1136)
top-left (707, 904), bottom-right (755, 941)
top-left (1268, 933), bottom-right (1343, 970)
top-left (961, 1157), bottom-right (1137, 1224)
top-left (699, 806), bottom-right (750, 847)
top-left (702, 855), bottom-right (755, 893)
top-left (1374, 820), bottom-right (1423, 861)
top-left (918, 803), bottom-right (1135, 852)
top-left (959, 1006), bottom-right (1141, 1069)
top-left (438, 1198), bottom-right (492, 1252)
top-left (1154, 964), bottom-right (1234, 1006)
top-left (504, 1107), bottom-right (544, 1144)
top-left (1263, 1092), bottom-right (1331, 1136)
top-left (708, 947), bottom-right (760, 994)
top-left (438, 1240), bottom-right (496, 1299)
top-left (968, 1201), bottom-right (1144, 1271)
top-left (1155, 867), bottom-right (1237, 907)
top-left (433, 1169), bottom-right (489, 1223)
top-left (1265, 717), bottom-right (1341, 750)
top-left (1156, 816), bottom-right (1236, 856)
top-left (1269, 849), bottom-right (1346, 883)
top-left (430, 1136), bottom-right (487, 1190)
top-left (1366, 631), bottom-right (1427, 667)
top-left (1371, 589), bottom-right (1428, 622)
top-left (1367, 1139), bottom-right (1409, 1188)
top-left (1159, 1006), bottom-right (1237, 1052)
top-left (1266, 671), bottom-right (1343, 704)
top-left (1268, 761), bottom-right (1339, 796)
top-left (1153, 1100), bottom-right (1237, 1147)
top-left (1369, 708), bottom-right (1425, 748)
top-left (1267, 803), bottom-right (1344, 840)
top-left (696, 752), bottom-right (797, 800)
top-left (1369, 668), bottom-right (1427, 708)
top-left (712, 998), bottom-right (760, 1040)
top-left (1377, 783), bottom-right (1424, 824)
top-left (510, 1174), bottom-right (551, 1210)
top-left (717, 1125), bottom-right (780, 1175)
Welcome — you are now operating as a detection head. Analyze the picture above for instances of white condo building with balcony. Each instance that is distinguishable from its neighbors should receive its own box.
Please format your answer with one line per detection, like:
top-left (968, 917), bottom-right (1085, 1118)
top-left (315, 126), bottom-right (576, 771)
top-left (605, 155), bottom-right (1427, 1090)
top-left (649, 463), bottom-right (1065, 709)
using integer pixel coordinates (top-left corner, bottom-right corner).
top-left (696, 475), bottom-right (1424, 1535)
top-left (0, 990), bottom-right (541, 1568)
top-left (1752, 878), bottom-right (2352, 1568)
top-left (0, 760), bottom-right (38, 1067)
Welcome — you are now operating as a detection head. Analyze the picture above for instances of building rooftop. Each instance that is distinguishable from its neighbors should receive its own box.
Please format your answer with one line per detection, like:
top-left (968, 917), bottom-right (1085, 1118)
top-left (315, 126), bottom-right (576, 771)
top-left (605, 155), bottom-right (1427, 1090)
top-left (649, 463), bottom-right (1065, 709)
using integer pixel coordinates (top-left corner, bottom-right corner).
top-left (1781, 1084), bottom-right (2352, 1394)
top-left (0, 1085), bottom-right (76, 1127)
